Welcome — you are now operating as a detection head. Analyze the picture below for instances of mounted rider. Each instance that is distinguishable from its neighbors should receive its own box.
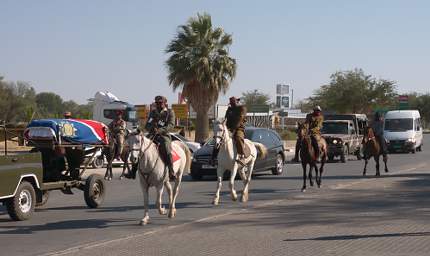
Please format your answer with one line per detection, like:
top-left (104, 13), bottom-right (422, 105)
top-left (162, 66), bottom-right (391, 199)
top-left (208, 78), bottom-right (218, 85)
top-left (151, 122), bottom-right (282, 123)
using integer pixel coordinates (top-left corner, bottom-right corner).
top-left (371, 112), bottom-right (388, 157)
top-left (108, 110), bottom-right (127, 160)
top-left (225, 96), bottom-right (248, 165)
top-left (145, 95), bottom-right (176, 177)
top-left (305, 106), bottom-right (324, 158)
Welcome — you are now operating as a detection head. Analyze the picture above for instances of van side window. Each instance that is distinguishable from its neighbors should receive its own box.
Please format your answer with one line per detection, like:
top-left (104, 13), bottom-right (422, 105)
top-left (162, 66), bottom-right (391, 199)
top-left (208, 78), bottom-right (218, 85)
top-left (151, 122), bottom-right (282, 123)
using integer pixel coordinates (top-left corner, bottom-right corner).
top-left (416, 118), bottom-right (421, 131)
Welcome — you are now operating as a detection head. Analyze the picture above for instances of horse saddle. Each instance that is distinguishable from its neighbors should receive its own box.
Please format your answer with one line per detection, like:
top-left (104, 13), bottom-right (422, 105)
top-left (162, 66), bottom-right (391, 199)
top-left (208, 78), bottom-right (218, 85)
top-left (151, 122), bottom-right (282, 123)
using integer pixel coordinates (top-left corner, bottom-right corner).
top-left (153, 142), bottom-right (180, 164)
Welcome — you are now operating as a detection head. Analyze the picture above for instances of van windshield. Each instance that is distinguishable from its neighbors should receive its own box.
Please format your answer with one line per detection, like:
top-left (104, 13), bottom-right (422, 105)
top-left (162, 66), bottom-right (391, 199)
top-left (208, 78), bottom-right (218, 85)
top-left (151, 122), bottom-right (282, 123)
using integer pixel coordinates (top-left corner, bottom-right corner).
top-left (321, 122), bottom-right (348, 134)
top-left (384, 118), bottom-right (413, 131)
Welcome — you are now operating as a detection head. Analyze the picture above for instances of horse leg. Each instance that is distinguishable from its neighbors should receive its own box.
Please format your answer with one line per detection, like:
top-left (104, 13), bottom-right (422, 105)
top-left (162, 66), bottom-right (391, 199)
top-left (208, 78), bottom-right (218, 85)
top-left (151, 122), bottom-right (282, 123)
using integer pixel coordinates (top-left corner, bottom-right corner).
top-left (165, 179), bottom-right (173, 214)
top-left (301, 162), bottom-right (307, 192)
top-left (318, 153), bottom-right (326, 187)
top-left (383, 155), bottom-right (389, 172)
top-left (229, 165), bottom-right (238, 202)
top-left (375, 156), bottom-right (380, 176)
top-left (213, 167), bottom-right (224, 205)
top-left (309, 164), bottom-right (315, 187)
top-left (241, 161), bottom-right (254, 203)
top-left (139, 183), bottom-right (150, 225)
top-left (155, 184), bottom-right (167, 215)
top-left (169, 174), bottom-right (183, 218)
top-left (363, 157), bottom-right (368, 176)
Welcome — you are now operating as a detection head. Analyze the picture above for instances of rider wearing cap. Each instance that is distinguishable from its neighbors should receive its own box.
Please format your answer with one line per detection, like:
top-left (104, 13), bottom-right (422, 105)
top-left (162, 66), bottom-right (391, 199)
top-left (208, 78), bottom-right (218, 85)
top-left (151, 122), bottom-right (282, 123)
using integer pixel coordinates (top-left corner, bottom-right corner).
top-left (224, 96), bottom-right (248, 165)
top-left (145, 95), bottom-right (176, 178)
top-left (371, 112), bottom-right (388, 157)
top-left (305, 106), bottom-right (324, 158)
top-left (108, 110), bottom-right (127, 160)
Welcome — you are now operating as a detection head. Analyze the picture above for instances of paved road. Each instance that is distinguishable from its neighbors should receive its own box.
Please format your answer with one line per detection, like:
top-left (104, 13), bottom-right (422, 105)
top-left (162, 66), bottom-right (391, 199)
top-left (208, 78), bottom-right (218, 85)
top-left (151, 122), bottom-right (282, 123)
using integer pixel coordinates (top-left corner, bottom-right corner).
top-left (1, 135), bottom-right (429, 256)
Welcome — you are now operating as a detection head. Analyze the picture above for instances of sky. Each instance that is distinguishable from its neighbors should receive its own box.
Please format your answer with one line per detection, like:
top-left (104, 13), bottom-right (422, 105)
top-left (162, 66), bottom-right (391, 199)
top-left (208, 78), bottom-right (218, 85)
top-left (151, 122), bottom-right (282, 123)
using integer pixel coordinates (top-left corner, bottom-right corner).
top-left (1, 0), bottom-right (429, 106)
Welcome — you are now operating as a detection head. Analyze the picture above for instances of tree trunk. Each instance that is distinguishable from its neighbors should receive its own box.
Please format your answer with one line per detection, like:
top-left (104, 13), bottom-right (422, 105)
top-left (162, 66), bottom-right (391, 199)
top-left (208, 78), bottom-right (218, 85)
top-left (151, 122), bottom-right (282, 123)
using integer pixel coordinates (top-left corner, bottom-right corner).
top-left (195, 110), bottom-right (209, 143)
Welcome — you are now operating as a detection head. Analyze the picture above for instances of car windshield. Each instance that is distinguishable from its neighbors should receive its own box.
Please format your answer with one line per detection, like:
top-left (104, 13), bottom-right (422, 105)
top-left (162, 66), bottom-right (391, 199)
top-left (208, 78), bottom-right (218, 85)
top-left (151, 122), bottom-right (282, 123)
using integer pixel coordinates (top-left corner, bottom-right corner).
top-left (321, 122), bottom-right (348, 134)
top-left (385, 118), bottom-right (413, 131)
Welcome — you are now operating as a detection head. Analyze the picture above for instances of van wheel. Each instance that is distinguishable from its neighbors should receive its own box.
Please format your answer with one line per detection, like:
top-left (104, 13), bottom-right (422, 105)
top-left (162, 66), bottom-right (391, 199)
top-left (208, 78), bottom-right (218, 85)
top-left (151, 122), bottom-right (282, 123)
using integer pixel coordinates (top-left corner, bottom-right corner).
top-left (411, 148), bottom-right (416, 154)
top-left (417, 145), bottom-right (422, 152)
top-left (5, 181), bottom-right (36, 221)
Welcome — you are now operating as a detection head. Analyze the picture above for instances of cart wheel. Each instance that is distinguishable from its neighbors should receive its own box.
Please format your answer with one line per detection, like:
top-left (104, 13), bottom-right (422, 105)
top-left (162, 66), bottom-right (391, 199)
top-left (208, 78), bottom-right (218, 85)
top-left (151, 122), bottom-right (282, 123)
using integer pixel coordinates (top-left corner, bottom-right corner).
top-left (36, 190), bottom-right (50, 207)
top-left (5, 181), bottom-right (36, 221)
top-left (84, 174), bottom-right (105, 208)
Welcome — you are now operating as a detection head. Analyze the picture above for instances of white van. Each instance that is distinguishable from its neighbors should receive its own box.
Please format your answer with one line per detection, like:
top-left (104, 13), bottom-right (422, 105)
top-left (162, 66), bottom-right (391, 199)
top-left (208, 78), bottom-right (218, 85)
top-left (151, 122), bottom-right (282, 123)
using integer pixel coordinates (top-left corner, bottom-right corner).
top-left (384, 110), bottom-right (423, 153)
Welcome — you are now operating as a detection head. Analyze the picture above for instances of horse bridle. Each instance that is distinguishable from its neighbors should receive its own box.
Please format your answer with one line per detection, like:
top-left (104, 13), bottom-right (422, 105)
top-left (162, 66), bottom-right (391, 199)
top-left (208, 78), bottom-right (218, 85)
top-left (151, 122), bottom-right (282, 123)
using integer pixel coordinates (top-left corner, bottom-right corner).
top-left (213, 125), bottom-right (227, 149)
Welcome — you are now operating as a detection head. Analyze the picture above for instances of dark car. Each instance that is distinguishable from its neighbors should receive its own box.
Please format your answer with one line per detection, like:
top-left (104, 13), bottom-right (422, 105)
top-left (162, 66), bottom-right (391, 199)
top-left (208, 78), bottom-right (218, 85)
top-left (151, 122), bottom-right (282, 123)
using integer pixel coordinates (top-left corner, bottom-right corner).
top-left (190, 127), bottom-right (286, 180)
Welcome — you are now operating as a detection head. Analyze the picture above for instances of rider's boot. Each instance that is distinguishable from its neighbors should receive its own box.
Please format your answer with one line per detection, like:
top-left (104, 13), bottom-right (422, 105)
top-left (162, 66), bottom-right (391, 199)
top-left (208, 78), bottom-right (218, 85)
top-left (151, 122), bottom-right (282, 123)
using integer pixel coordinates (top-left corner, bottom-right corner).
top-left (166, 153), bottom-right (175, 180)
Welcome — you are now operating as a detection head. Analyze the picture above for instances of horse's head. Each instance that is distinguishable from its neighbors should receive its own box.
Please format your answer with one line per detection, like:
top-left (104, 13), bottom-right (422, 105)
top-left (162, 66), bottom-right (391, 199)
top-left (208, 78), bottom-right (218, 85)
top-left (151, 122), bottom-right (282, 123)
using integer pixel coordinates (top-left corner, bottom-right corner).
top-left (362, 126), bottom-right (375, 144)
top-left (126, 131), bottom-right (143, 165)
top-left (212, 119), bottom-right (228, 148)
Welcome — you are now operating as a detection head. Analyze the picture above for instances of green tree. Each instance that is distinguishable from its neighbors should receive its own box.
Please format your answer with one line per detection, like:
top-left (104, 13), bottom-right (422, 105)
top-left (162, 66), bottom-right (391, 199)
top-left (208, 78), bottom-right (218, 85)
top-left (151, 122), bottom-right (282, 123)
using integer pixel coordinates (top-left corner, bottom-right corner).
top-left (36, 92), bottom-right (64, 118)
top-left (166, 13), bottom-right (237, 142)
top-left (241, 89), bottom-right (271, 109)
top-left (408, 93), bottom-right (430, 128)
top-left (0, 78), bottom-right (37, 123)
top-left (308, 69), bottom-right (397, 114)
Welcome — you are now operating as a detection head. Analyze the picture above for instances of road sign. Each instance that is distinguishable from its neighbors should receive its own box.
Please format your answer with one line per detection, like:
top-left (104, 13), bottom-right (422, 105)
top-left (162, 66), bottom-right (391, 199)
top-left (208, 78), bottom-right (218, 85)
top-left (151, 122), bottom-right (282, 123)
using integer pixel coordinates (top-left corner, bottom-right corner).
top-left (248, 104), bottom-right (270, 113)
top-left (398, 95), bottom-right (409, 110)
top-left (135, 105), bottom-right (148, 120)
top-left (172, 104), bottom-right (188, 119)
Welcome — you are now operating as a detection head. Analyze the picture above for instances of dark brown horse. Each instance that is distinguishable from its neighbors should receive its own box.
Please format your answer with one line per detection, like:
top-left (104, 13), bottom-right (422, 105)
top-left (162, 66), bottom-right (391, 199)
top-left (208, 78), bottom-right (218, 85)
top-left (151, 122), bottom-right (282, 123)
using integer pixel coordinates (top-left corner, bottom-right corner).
top-left (297, 122), bottom-right (328, 192)
top-left (103, 131), bottom-right (131, 180)
top-left (362, 126), bottom-right (388, 176)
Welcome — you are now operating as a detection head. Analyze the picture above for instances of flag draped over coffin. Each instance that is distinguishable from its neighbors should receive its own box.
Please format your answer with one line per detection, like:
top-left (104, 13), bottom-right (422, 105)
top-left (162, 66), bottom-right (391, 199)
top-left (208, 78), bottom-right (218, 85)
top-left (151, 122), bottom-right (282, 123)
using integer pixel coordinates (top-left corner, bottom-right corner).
top-left (25, 119), bottom-right (109, 145)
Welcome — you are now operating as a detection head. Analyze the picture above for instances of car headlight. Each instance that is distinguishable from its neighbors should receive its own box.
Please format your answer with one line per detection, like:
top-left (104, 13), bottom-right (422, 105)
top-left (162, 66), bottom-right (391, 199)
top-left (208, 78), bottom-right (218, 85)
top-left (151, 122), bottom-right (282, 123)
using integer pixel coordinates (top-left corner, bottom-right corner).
top-left (407, 138), bottom-right (416, 143)
top-left (332, 139), bottom-right (338, 144)
top-left (192, 157), bottom-right (197, 162)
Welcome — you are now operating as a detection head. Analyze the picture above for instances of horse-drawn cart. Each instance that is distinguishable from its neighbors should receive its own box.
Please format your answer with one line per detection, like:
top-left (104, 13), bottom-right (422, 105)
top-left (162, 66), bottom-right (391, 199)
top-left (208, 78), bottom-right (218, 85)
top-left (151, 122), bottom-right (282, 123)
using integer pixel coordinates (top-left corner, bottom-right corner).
top-left (0, 118), bottom-right (109, 221)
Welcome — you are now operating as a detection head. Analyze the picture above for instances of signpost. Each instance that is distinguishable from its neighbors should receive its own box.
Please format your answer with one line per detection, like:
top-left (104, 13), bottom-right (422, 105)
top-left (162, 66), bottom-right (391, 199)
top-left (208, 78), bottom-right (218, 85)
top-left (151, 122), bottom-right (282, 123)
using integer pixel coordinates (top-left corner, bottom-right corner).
top-left (135, 104), bottom-right (148, 120)
top-left (248, 104), bottom-right (270, 113)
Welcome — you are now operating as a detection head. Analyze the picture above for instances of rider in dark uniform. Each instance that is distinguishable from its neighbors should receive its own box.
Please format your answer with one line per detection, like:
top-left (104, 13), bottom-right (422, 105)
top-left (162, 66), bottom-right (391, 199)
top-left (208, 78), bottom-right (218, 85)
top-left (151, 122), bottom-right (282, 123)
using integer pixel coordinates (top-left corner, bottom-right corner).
top-left (108, 110), bottom-right (127, 160)
top-left (371, 112), bottom-right (387, 157)
top-left (145, 95), bottom-right (176, 177)
top-left (305, 106), bottom-right (324, 158)
top-left (225, 97), bottom-right (248, 165)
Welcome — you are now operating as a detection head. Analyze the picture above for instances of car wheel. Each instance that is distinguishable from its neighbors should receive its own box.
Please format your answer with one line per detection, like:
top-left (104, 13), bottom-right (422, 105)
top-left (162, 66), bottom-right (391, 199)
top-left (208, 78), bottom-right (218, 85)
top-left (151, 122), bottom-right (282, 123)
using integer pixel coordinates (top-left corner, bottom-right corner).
top-left (411, 148), bottom-right (416, 154)
top-left (417, 144), bottom-right (422, 152)
top-left (92, 156), bottom-right (104, 169)
top-left (271, 154), bottom-right (284, 175)
top-left (5, 181), bottom-right (36, 221)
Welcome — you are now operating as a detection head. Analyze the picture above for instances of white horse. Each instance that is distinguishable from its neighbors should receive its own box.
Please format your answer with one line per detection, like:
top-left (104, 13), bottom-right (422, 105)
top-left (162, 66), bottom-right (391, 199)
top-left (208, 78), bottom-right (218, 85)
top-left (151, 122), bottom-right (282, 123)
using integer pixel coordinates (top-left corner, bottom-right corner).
top-left (127, 131), bottom-right (191, 225)
top-left (212, 121), bottom-right (267, 205)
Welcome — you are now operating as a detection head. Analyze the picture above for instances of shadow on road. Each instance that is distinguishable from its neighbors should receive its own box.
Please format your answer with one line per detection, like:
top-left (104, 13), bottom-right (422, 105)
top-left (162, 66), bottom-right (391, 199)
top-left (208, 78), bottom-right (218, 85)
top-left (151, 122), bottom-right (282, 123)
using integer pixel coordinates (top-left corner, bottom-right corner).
top-left (284, 231), bottom-right (430, 241)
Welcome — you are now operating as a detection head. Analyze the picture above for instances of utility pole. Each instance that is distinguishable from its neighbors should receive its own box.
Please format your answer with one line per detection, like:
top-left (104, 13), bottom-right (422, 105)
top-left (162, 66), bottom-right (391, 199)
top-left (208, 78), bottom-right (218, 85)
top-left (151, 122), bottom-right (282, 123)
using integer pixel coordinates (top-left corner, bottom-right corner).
top-left (3, 121), bottom-right (7, 156)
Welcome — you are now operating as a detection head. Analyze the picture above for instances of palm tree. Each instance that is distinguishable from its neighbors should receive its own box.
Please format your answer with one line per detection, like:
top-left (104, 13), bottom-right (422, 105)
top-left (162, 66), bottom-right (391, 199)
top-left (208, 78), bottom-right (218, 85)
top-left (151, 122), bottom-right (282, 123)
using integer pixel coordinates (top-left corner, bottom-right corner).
top-left (165, 13), bottom-right (237, 142)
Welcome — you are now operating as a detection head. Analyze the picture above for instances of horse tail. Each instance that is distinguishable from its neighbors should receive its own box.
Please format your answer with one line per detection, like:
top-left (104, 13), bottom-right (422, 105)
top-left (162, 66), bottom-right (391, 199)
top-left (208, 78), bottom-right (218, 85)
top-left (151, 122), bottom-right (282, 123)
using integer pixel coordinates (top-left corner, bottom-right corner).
top-left (178, 142), bottom-right (192, 174)
top-left (253, 142), bottom-right (268, 160)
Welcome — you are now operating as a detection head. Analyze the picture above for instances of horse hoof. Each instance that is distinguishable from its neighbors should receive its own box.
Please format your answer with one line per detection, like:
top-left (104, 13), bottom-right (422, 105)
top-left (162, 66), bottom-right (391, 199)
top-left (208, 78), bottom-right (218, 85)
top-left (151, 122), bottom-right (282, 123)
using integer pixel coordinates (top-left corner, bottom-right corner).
top-left (168, 209), bottom-right (176, 218)
top-left (108, 177), bottom-right (112, 181)
top-left (301, 188), bottom-right (306, 192)
top-left (159, 207), bottom-right (167, 215)
top-left (385, 169), bottom-right (389, 173)
top-left (212, 198), bottom-right (219, 205)
top-left (241, 194), bottom-right (248, 203)
top-left (310, 182), bottom-right (314, 187)
top-left (139, 218), bottom-right (149, 226)
top-left (119, 176), bottom-right (123, 180)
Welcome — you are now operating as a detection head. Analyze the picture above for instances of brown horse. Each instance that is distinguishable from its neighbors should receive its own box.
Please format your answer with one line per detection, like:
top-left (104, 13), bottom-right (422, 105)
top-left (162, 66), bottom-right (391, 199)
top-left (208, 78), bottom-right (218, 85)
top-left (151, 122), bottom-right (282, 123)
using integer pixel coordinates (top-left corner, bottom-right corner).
top-left (103, 131), bottom-right (131, 180)
top-left (362, 127), bottom-right (388, 176)
top-left (297, 122), bottom-right (328, 192)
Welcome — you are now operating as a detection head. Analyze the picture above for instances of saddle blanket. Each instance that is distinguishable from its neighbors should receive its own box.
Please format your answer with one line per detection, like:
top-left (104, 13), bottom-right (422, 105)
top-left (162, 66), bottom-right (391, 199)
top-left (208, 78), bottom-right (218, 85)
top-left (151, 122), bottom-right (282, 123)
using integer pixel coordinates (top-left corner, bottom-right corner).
top-left (25, 119), bottom-right (109, 145)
